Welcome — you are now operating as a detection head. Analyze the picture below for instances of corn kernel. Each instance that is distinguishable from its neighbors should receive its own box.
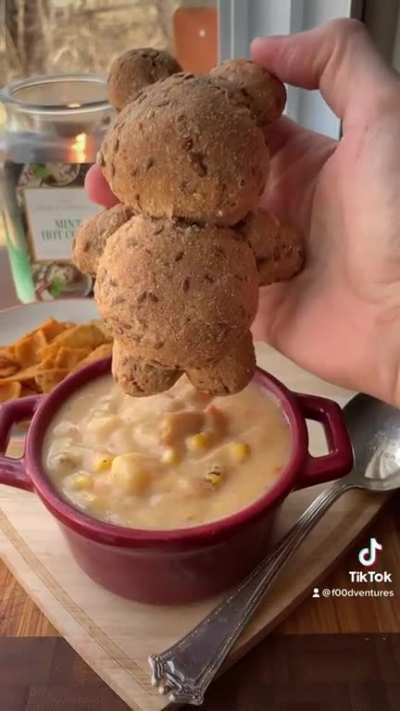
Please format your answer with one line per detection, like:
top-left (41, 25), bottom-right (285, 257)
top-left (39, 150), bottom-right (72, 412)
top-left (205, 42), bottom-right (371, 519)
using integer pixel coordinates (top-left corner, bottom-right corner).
top-left (161, 447), bottom-right (180, 465)
top-left (187, 432), bottom-right (211, 452)
top-left (230, 441), bottom-right (251, 463)
top-left (70, 473), bottom-right (91, 490)
top-left (204, 466), bottom-right (224, 487)
top-left (81, 491), bottom-right (97, 505)
top-left (93, 455), bottom-right (113, 472)
top-left (111, 454), bottom-right (151, 494)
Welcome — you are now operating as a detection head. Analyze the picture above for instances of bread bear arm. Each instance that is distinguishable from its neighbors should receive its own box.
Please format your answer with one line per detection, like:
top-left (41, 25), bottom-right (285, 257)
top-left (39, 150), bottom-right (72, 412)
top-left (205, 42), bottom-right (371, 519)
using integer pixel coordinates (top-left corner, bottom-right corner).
top-left (242, 210), bottom-right (304, 286)
top-left (73, 204), bottom-right (133, 277)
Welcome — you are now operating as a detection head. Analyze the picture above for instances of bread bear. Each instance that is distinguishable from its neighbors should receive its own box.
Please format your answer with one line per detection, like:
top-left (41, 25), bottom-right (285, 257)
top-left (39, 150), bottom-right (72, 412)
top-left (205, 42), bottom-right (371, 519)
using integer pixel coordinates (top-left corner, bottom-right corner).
top-left (73, 49), bottom-right (303, 396)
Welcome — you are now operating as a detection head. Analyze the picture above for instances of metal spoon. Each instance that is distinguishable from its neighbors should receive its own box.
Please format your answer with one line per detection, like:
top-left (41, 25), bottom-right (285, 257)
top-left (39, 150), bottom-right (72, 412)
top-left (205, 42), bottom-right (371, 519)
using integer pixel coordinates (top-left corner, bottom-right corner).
top-left (149, 394), bottom-right (400, 705)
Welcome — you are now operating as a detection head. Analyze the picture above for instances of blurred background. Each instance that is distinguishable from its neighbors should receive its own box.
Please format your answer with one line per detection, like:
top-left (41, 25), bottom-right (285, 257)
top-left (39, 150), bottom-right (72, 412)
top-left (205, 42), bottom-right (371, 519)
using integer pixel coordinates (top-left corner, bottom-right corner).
top-left (1, 0), bottom-right (400, 305)
top-left (2, 0), bottom-right (400, 135)
top-left (0, 0), bottom-right (218, 86)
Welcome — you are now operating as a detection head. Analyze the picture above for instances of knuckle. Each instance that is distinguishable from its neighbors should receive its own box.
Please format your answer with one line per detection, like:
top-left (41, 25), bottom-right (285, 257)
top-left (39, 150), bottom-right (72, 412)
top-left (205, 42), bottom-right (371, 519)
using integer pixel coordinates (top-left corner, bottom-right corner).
top-left (326, 17), bottom-right (366, 42)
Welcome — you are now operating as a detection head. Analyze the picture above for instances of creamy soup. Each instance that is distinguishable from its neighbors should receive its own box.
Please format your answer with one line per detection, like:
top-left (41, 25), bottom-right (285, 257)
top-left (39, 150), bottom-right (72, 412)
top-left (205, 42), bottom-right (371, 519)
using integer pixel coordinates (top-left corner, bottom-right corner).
top-left (44, 375), bottom-right (291, 529)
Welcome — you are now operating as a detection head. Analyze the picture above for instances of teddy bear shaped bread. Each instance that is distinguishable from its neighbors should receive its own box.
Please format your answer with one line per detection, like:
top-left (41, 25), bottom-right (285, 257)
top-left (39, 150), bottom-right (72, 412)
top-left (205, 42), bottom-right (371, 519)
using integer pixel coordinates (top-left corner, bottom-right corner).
top-left (73, 48), bottom-right (303, 397)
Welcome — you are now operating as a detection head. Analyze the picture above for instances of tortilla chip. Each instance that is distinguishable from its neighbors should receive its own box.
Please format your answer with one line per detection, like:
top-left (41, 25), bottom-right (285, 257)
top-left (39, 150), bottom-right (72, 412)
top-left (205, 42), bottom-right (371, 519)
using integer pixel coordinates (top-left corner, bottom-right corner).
top-left (0, 381), bottom-right (21, 403)
top-left (74, 342), bottom-right (113, 370)
top-left (40, 323), bottom-right (107, 357)
top-left (13, 319), bottom-right (78, 368)
top-left (41, 346), bottom-right (91, 371)
top-left (0, 363), bottom-right (20, 378)
top-left (0, 317), bottom-right (113, 400)
top-left (90, 319), bottom-right (113, 342)
top-left (0, 346), bottom-right (18, 364)
top-left (13, 330), bottom-right (48, 367)
top-left (0, 348), bottom-right (19, 377)
top-left (1, 363), bottom-right (41, 383)
top-left (35, 369), bottom-right (70, 393)
top-left (35, 317), bottom-right (75, 342)
top-left (23, 317), bottom-right (74, 342)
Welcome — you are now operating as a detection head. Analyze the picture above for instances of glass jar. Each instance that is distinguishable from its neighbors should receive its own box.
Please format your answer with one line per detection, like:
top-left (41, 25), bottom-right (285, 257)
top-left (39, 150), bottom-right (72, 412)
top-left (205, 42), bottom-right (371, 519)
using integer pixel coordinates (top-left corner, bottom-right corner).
top-left (173, 1), bottom-right (218, 73)
top-left (0, 74), bottom-right (113, 302)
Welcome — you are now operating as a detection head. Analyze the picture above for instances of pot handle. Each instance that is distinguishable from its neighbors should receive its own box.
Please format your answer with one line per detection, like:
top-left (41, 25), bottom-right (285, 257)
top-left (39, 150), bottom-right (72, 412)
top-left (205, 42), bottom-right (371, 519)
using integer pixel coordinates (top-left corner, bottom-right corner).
top-left (295, 393), bottom-right (353, 488)
top-left (0, 396), bottom-right (41, 492)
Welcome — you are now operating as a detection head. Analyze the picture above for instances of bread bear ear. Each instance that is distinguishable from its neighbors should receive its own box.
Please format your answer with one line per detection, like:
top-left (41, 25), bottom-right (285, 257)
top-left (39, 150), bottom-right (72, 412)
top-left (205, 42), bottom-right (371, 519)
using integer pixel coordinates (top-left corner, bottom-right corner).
top-left (210, 59), bottom-right (286, 128)
top-left (107, 48), bottom-right (182, 111)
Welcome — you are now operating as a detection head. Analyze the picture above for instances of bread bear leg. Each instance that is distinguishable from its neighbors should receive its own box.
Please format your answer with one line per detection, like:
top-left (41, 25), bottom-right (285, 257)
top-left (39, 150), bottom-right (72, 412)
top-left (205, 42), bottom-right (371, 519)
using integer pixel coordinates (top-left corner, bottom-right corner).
top-left (186, 330), bottom-right (255, 395)
top-left (242, 210), bottom-right (304, 286)
top-left (112, 339), bottom-right (181, 396)
top-left (73, 204), bottom-right (133, 277)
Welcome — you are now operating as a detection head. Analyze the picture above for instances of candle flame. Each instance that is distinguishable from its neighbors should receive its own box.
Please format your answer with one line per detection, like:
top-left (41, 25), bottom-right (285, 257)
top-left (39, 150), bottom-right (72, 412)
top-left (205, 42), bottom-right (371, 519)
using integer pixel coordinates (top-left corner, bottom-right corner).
top-left (72, 132), bottom-right (87, 163)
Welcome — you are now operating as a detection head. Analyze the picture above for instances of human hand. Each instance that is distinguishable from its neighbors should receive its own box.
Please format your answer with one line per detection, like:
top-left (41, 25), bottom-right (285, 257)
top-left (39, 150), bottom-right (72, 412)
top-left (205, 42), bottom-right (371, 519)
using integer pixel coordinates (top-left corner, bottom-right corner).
top-left (251, 19), bottom-right (400, 405)
top-left (86, 19), bottom-right (400, 405)
top-left (85, 162), bottom-right (118, 209)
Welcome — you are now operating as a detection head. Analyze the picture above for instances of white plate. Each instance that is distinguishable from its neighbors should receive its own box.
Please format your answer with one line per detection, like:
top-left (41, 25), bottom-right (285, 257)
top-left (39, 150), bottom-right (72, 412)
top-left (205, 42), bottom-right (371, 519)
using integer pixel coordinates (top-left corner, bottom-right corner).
top-left (0, 299), bottom-right (99, 344)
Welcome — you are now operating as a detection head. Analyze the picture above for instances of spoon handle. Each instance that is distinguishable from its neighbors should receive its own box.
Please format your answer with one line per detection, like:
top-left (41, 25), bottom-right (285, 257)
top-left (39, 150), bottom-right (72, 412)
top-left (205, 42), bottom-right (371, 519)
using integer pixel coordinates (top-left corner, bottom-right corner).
top-left (149, 477), bottom-right (350, 705)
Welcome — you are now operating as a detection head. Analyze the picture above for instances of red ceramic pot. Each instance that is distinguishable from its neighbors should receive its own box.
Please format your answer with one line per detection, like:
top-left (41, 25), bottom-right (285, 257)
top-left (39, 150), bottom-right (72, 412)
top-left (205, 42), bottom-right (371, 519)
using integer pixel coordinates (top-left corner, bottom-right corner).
top-left (0, 358), bottom-right (353, 604)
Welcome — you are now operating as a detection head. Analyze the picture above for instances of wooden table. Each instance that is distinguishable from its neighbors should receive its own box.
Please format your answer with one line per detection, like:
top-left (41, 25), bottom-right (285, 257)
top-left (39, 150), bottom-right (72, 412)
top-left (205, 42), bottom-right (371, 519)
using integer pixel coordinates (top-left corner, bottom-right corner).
top-left (0, 248), bottom-right (400, 710)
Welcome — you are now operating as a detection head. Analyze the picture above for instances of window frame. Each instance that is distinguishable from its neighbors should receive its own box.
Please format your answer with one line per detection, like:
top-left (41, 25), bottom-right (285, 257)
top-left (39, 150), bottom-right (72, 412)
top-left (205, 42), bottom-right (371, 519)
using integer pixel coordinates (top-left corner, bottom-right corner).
top-left (218, 0), bottom-right (364, 138)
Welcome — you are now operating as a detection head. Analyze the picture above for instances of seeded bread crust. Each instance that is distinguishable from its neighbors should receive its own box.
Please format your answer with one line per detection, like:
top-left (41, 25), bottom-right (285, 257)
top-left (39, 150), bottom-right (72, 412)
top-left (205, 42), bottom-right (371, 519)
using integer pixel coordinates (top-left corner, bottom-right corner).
top-left (242, 211), bottom-right (304, 286)
top-left (210, 59), bottom-right (287, 128)
top-left (100, 73), bottom-right (269, 226)
top-left (95, 215), bottom-right (258, 370)
top-left (73, 204), bottom-right (133, 277)
top-left (112, 338), bottom-right (180, 396)
top-left (108, 48), bottom-right (182, 111)
top-left (187, 331), bottom-right (256, 395)
top-left (73, 49), bottom-right (304, 396)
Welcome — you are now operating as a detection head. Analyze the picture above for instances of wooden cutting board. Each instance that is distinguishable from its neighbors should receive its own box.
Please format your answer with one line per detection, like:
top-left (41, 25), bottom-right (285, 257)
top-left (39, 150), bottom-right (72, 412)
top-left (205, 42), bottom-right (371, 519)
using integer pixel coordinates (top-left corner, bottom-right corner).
top-left (0, 344), bottom-right (388, 711)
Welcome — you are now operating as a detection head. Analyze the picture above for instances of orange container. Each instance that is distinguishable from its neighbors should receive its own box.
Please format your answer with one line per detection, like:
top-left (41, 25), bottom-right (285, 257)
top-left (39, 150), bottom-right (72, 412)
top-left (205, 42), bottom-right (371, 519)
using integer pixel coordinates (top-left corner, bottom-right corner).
top-left (173, 5), bottom-right (218, 74)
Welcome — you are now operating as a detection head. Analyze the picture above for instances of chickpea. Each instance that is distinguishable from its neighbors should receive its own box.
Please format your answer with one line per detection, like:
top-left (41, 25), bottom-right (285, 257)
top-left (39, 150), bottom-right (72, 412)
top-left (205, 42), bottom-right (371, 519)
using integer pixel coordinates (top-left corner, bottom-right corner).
top-left (111, 453), bottom-right (151, 495)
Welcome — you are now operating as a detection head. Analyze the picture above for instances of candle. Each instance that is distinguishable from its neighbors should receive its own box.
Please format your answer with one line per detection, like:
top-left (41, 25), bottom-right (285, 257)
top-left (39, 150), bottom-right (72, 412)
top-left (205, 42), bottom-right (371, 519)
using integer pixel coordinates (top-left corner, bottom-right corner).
top-left (0, 74), bottom-right (113, 303)
top-left (71, 132), bottom-right (88, 163)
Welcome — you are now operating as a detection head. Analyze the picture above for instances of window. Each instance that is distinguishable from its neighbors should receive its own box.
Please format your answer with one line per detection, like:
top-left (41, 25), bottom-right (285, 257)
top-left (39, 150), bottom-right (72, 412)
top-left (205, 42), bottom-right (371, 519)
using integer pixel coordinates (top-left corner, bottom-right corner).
top-left (2, 1), bottom-right (218, 87)
top-left (3, 1), bottom-right (393, 138)
top-left (218, 0), bottom-right (362, 138)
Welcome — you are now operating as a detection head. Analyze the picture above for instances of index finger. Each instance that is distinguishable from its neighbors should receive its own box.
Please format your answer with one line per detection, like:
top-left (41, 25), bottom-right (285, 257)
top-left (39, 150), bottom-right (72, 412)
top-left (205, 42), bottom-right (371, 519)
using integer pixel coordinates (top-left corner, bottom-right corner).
top-left (85, 164), bottom-right (119, 208)
top-left (251, 19), bottom-right (397, 125)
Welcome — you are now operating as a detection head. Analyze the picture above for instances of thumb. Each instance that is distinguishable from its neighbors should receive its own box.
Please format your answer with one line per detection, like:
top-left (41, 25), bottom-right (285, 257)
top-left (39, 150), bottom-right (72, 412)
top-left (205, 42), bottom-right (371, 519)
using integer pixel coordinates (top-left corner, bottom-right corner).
top-left (251, 19), bottom-right (398, 127)
top-left (85, 164), bottom-right (119, 209)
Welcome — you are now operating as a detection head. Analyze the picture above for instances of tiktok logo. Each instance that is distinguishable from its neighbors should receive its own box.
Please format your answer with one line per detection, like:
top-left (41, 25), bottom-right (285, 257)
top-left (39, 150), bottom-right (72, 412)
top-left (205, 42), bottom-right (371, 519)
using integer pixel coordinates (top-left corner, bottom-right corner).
top-left (358, 537), bottom-right (383, 567)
